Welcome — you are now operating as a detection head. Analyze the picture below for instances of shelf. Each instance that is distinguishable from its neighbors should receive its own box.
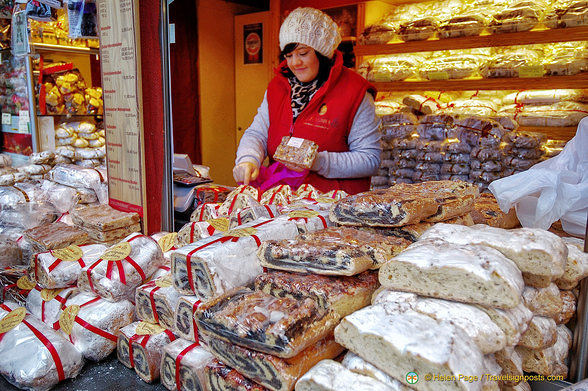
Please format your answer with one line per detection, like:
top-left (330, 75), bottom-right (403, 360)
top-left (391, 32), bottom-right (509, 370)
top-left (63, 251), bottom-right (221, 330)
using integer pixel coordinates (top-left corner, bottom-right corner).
top-left (31, 43), bottom-right (99, 56)
top-left (371, 73), bottom-right (588, 91)
top-left (519, 126), bottom-right (578, 141)
top-left (355, 26), bottom-right (588, 56)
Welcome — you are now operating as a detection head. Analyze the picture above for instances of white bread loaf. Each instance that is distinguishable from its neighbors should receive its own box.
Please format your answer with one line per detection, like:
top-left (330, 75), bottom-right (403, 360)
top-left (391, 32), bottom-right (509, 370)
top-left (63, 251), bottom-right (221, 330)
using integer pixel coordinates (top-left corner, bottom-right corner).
top-left (378, 239), bottom-right (524, 309)
top-left (295, 359), bottom-right (396, 391)
top-left (419, 224), bottom-right (567, 285)
top-left (555, 237), bottom-right (588, 290)
top-left (516, 325), bottom-right (572, 376)
top-left (334, 304), bottom-right (485, 391)
top-left (372, 289), bottom-right (506, 354)
top-left (475, 303), bottom-right (533, 346)
top-left (494, 346), bottom-right (524, 386)
top-left (518, 316), bottom-right (557, 349)
top-left (522, 283), bottom-right (563, 318)
top-left (341, 352), bottom-right (415, 390)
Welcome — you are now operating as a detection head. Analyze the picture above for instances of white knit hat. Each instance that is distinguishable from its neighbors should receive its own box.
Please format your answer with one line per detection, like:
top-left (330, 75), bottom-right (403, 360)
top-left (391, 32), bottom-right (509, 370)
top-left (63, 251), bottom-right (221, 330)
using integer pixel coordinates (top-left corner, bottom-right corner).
top-left (279, 7), bottom-right (342, 59)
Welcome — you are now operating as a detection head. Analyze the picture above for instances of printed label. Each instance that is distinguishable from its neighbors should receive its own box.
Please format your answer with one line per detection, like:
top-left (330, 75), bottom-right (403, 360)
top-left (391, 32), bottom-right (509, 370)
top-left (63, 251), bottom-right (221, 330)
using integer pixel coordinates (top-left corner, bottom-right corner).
top-left (426, 71), bottom-right (450, 80)
top-left (207, 217), bottom-right (230, 232)
top-left (135, 322), bottom-right (165, 335)
top-left (224, 227), bottom-right (257, 238)
top-left (286, 137), bottom-right (304, 148)
top-left (40, 288), bottom-right (63, 302)
top-left (59, 305), bottom-right (80, 335)
top-left (157, 233), bottom-right (177, 252)
top-left (155, 275), bottom-right (172, 288)
top-left (135, 321), bottom-right (166, 336)
top-left (101, 242), bottom-right (132, 261)
top-left (288, 210), bottom-right (319, 218)
top-left (1, 113), bottom-right (11, 125)
top-left (52, 245), bottom-right (84, 262)
top-left (16, 276), bottom-right (36, 290)
top-left (0, 307), bottom-right (26, 333)
top-left (518, 65), bottom-right (544, 78)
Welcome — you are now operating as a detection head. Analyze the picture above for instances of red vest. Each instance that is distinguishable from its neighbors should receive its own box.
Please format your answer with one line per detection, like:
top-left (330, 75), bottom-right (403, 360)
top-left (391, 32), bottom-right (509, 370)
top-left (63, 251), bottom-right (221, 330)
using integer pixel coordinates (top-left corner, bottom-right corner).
top-left (266, 51), bottom-right (376, 195)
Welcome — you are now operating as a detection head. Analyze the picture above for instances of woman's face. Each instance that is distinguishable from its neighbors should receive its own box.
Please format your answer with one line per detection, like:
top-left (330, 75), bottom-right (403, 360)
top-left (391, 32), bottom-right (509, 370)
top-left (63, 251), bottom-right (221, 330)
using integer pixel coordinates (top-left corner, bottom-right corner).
top-left (285, 44), bottom-right (320, 83)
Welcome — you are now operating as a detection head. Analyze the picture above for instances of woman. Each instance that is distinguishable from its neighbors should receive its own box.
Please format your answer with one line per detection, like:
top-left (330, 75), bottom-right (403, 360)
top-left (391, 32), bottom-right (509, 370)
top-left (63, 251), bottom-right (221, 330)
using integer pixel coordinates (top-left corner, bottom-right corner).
top-left (233, 7), bottom-right (381, 195)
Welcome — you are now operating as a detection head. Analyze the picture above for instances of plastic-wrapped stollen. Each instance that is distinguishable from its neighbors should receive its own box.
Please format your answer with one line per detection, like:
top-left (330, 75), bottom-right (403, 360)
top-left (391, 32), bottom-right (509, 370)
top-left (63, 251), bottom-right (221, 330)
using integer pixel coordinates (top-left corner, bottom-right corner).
top-left (160, 338), bottom-right (214, 391)
top-left (0, 302), bottom-right (85, 391)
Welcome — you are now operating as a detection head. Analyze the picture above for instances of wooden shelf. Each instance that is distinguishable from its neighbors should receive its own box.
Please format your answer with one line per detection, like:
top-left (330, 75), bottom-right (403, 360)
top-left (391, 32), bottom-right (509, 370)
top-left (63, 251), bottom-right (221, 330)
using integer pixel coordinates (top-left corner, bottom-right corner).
top-left (519, 126), bottom-right (578, 140)
top-left (355, 26), bottom-right (588, 56)
top-left (372, 73), bottom-right (588, 91)
top-left (31, 43), bottom-right (99, 56)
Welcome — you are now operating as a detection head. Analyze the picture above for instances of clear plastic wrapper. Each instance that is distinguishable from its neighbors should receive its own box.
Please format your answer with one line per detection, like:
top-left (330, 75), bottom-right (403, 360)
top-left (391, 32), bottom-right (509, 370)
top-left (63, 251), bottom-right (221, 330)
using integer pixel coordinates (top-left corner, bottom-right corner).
top-left (47, 163), bottom-right (105, 198)
top-left (70, 203), bottom-right (140, 231)
top-left (502, 157), bottom-right (538, 170)
top-left (510, 147), bottom-right (545, 160)
top-left (0, 153), bottom-right (12, 167)
top-left (24, 221), bottom-right (89, 253)
top-left (258, 227), bottom-right (411, 276)
top-left (174, 295), bottom-right (202, 342)
top-left (176, 218), bottom-right (230, 248)
top-left (117, 321), bottom-right (177, 383)
top-left (504, 131), bottom-right (547, 148)
top-left (412, 171), bottom-right (440, 182)
top-left (419, 151), bottom-right (446, 163)
top-left (194, 184), bottom-right (233, 204)
top-left (358, 22), bottom-right (396, 45)
top-left (0, 201), bottom-right (59, 231)
top-left (439, 174), bottom-right (470, 182)
top-left (53, 291), bottom-right (134, 361)
top-left (391, 137), bottom-right (419, 150)
top-left (441, 163), bottom-right (471, 175)
top-left (171, 217), bottom-right (299, 299)
top-left (470, 169), bottom-right (505, 183)
top-left (481, 48), bottom-right (543, 78)
top-left (397, 17), bottom-right (438, 41)
top-left (502, 101), bottom-right (588, 126)
top-left (135, 274), bottom-right (182, 331)
top-left (415, 162), bottom-right (442, 173)
top-left (39, 180), bottom-right (93, 213)
top-left (190, 202), bottom-right (221, 222)
top-left (443, 98), bottom-right (500, 117)
top-left (470, 159), bottom-right (504, 172)
top-left (444, 152), bottom-right (471, 164)
top-left (402, 94), bottom-right (439, 114)
top-left (273, 136), bottom-right (318, 171)
top-left (77, 233), bottom-right (166, 302)
top-left (217, 185), bottom-right (260, 217)
top-left (399, 149), bottom-right (420, 160)
top-left (160, 339), bottom-right (214, 391)
top-left (545, 0), bottom-right (588, 28)
top-left (204, 333), bottom-right (344, 391)
top-left (439, 14), bottom-right (486, 38)
top-left (390, 168), bottom-right (416, 178)
top-left (0, 235), bottom-right (23, 269)
top-left (370, 176), bottom-right (388, 187)
top-left (379, 111), bottom-right (418, 127)
top-left (195, 287), bottom-right (340, 359)
top-left (503, 89), bottom-right (588, 105)
top-left (488, 1), bottom-right (543, 33)
top-left (259, 185), bottom-right (292, 206)
top-left (31, 243), bottom-right (106, 289)
top-left (25, 286), bottom-right (77, 326)
top-left (255, 270), bottom-right (379, 318)
top-left (282, 207), bottom-right (333, 234)
top-left (420, 54), bottom-right (483, 80)
top-left (0, 266), bottom-right (31, 306)
top-left (330, 180), bottom-right (478, 227)
top-left (365, 55), bottom-right (420, 82)
top-left (416, 114), bottom-right (455, 140)
top-left (471, 146), bottom-right (507, 161)
top-left (0, 302), bottom-right (85, 391)
top-left (293, 184), bottom-right (321, 201)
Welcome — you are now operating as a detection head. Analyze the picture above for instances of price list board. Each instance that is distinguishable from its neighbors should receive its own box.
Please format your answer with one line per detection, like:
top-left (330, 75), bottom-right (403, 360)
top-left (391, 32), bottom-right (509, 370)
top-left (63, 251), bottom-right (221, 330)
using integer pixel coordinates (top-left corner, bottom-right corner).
top-left (97, 0), bottom-right (146, 218)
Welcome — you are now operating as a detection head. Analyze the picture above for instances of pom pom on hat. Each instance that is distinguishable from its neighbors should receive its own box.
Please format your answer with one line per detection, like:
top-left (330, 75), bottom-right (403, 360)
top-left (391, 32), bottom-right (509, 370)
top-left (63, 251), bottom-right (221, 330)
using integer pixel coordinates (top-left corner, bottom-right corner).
top-left (279, 7), bottom-right (342, 59)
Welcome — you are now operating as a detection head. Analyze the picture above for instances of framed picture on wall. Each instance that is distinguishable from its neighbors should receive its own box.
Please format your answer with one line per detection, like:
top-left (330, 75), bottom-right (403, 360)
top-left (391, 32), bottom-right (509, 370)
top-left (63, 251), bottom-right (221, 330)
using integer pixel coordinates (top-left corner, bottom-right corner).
top-left (244, 23), bottom-right (263, 64)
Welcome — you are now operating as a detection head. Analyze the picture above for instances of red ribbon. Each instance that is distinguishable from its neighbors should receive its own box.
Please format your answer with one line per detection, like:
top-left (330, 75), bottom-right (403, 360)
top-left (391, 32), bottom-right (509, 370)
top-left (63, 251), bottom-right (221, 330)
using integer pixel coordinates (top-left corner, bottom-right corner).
top-left (128, 329), bottom-right (177, 368)
top-left (175, 342), bottom-right (200, 391)
top-left (52, 296), bottom-right (115, 343)
top-left (184, 220), bottom-right (272, 292)
top-left (0, 304), bottom-right (65, 381)
top-left (264, 205), bottom-right (276, 218)
top-left (267, 185), bottom-right (285, 205)
top-left (197, 203), bottom-right (217, 221)
top-left (206, 224), bottom-right (216, 236)
top-left (196, 186), bottom-right (227, 203)
top-left (85, 235), bottom-right (146, 294)
top-left (191, 300), bottom-right (201, 340)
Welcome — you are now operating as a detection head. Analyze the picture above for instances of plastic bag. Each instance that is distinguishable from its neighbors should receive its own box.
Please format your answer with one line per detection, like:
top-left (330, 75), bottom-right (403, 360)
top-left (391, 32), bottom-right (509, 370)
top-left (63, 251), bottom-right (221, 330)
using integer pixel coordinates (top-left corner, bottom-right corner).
top-left (489, 117), bottom-right (588, 236)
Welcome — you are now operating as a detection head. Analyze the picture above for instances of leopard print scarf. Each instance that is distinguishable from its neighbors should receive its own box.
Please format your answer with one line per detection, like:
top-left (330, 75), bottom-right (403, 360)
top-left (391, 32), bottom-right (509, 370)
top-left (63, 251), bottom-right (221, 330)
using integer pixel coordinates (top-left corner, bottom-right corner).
top-left (288, 75), bottom-right (321, 121)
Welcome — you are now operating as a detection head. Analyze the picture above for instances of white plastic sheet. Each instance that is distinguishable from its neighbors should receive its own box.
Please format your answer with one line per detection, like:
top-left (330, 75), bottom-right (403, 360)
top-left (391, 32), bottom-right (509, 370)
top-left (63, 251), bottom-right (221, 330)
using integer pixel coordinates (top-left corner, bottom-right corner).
top-left (489, 117), bottom-right (588, 236)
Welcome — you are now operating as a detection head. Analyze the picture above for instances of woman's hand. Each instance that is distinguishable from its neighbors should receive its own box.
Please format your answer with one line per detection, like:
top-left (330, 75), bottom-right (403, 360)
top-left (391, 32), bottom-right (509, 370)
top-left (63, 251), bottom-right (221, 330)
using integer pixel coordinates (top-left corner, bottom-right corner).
top-left (232, 162), bottom-right (259, 185)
